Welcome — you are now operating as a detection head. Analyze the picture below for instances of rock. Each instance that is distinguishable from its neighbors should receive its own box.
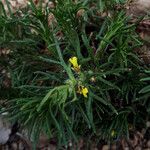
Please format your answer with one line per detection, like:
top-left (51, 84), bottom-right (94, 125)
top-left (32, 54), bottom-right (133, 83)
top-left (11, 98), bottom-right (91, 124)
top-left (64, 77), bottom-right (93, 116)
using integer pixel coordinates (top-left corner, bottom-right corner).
top-left (147, 140), bottom-right (150, 148)
top-left (102, 145), bottom-right (109, 150)
top-left (0, 116), bottom-right (11, 144)
top-left (146, 121), bottom-right (150, 128)
top-left (136, 0), bottom-right (150, 10)
top-left (127, 0), bottom-right (150, 17)
top-left (0, 128), bottom-right (11, 144)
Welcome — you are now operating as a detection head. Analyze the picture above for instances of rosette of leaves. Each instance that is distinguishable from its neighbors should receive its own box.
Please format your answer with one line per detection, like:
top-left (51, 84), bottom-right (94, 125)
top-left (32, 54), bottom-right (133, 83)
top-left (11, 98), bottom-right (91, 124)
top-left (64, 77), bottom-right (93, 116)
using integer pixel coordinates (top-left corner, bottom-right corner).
top-left (0, 0), bottom-right (149, 149)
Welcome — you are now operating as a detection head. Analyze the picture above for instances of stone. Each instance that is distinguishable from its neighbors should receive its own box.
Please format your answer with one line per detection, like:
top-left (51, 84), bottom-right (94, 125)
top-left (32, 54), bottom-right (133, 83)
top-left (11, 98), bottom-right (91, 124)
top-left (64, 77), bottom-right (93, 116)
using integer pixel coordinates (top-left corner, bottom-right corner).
top-left (0, 116), bottom-right (11, 144)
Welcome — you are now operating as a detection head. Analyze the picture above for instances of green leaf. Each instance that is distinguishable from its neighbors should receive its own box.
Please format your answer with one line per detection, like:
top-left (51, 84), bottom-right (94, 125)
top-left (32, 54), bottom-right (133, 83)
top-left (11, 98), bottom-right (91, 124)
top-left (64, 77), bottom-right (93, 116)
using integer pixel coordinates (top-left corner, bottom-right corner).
top-left (139, 85), bottom-right (150, 94)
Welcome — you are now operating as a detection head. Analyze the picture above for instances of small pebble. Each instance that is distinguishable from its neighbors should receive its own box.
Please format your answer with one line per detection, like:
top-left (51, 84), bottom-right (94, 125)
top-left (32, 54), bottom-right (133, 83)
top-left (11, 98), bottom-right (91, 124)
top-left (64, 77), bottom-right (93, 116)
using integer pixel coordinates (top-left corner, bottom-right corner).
top-left (102, 145), bottom-right (109, 150)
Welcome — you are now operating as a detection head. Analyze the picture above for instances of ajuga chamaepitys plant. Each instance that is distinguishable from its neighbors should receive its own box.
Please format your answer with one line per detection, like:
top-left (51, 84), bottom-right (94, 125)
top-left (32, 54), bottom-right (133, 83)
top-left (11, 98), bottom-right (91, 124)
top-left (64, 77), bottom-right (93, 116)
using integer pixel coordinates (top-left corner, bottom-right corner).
top-left (0, 0), bottom-right (149, 149)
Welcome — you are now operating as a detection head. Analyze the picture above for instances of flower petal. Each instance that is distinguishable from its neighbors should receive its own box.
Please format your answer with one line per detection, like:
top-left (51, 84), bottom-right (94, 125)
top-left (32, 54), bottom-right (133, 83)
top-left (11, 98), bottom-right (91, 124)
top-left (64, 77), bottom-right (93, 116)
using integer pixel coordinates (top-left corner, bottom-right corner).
top-left (69, 57), bottom-right (79, 68)
top-left (82, 87), bottom-right (88, 98)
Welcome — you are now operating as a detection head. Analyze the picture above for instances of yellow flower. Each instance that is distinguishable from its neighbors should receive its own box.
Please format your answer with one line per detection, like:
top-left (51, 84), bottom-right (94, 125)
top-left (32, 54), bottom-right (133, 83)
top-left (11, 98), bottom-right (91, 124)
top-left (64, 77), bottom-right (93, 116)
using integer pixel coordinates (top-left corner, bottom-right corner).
top-left (82, 87), bottom-right (88, 98)
top-left (69, 57), bottom-right (78, 67)
top-left (77, 85), bottom-right (88, 98)
top-left (111, 130), bottom-right (116, 137)
top-left (69, 56), bottom-right (81, 72)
